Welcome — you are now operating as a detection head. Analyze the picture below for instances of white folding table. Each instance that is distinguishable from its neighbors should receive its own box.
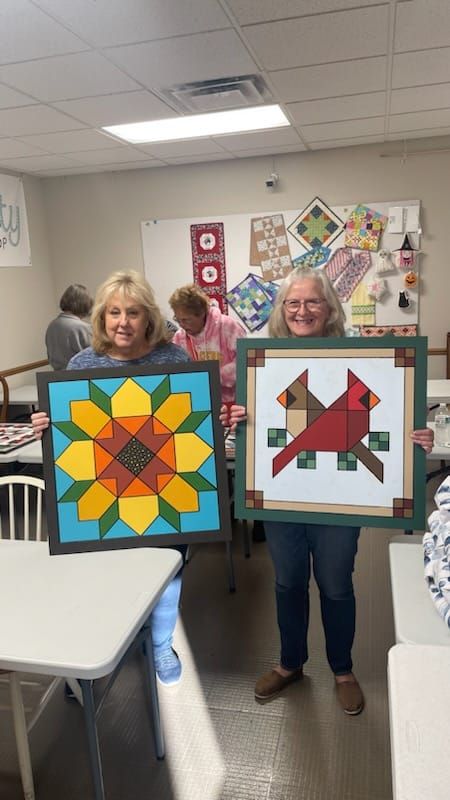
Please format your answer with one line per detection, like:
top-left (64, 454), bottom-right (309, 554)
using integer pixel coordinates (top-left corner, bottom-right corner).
top-left (427, 378), bottom-right (450, 405)
top-left (388, 644), bottom-right (450, 800)
top-left (0, 540), bottom-right (182, 800)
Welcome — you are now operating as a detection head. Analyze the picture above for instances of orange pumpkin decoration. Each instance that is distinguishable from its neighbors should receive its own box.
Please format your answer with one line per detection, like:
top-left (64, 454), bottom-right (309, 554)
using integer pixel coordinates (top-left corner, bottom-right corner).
top-left (404, 270), bottom-right (418, 288)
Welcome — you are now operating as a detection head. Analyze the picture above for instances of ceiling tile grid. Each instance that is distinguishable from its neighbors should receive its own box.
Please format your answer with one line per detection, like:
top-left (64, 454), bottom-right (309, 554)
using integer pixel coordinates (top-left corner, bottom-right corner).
top-left (0, 0), bottom-right (447, 175)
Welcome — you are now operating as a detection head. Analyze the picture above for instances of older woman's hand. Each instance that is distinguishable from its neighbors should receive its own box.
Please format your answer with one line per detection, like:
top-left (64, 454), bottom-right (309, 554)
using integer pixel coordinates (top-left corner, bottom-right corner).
top-left (410, 427), bottom-right (434, 454)
top-left (31, 411), bottom-right (50, 440)
top-left (219, 404), bottom-right (247, 430)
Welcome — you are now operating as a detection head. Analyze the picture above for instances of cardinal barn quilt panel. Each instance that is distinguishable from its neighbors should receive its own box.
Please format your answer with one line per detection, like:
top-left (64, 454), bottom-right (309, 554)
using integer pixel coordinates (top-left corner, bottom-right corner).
top-left (235, 337), bottom-right (427, 530)
top-left (37, 362), bottom-right (231, 554)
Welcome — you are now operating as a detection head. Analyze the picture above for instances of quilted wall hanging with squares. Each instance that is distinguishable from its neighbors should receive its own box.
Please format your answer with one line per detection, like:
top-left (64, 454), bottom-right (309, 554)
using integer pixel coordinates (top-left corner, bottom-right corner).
top-left (287, 197), bottom-right (344, 251)
top-left (38, 362), bottom-right (231, 555)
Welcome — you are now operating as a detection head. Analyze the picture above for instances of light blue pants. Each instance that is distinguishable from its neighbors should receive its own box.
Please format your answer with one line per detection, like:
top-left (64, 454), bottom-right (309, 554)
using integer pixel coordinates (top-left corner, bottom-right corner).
top-left (150, 545), bottom-right (186, 655)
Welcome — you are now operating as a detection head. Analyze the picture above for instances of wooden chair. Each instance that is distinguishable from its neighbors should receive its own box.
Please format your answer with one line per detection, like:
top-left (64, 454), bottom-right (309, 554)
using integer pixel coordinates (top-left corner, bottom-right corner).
top-left (0, 475), bottom-right (47, 800)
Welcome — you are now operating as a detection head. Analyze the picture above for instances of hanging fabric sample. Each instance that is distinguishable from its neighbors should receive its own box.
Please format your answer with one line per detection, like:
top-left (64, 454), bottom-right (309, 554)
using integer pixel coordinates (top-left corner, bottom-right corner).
top-left (292, 245), bottom-right (331, 269)
top-left (249, 214), bottom-right (292, 281)
top-left (191, 222), bottom-right (228, 312)
top-left (332, 251), bottom-right (372, 302)
top-left (360, 325), bottom-right (418, 337)
top-left (351, 283), bottom-right (375, 326)
top-left (344, 204), bottom-right (387, 251)
top-left (287, 197), bottom-right (344, 250)
top-left (226, 273), bottom-right (275, 332)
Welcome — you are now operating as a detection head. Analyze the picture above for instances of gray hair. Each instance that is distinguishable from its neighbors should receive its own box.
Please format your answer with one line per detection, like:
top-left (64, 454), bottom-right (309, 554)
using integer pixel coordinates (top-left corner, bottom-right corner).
top-left (268, 266), bottom-right (346, 338)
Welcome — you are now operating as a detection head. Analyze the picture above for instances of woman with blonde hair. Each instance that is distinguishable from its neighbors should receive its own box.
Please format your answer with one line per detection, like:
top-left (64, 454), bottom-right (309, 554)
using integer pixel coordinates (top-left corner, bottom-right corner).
top-left (34, 270), bottom-right (190, 686)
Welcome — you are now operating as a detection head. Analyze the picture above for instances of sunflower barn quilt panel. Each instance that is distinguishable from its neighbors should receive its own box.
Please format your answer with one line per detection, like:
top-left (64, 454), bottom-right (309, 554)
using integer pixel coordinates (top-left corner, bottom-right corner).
top-left (38, 362), bottom-right (231, 554)
top-left (235, 337), bottom-right (427, 530)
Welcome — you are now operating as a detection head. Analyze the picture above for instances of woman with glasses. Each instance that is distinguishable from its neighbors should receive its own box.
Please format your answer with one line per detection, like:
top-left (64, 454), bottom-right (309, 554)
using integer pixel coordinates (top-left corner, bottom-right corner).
top-left (221, 265), bottom-right (433, 714)
top-left (169, 284), bottom-right (246, 408)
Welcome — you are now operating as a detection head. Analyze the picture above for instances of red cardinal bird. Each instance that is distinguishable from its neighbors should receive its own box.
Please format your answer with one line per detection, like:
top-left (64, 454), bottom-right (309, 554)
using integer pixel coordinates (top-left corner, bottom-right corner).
top-left (273, 369), bottom-right (380, 477)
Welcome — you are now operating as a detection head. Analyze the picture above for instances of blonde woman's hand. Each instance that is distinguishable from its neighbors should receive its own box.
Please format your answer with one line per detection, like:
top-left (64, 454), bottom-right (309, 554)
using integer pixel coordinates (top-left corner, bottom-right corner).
top-left (410, 427), bottom-right (433, 454)
top-left (31, 411), bottom-right (50, 440)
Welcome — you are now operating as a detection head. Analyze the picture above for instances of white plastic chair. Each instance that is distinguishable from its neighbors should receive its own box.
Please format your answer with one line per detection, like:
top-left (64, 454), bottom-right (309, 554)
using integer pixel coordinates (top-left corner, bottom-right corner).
top-left (0, 475), bottom-right (47, 800)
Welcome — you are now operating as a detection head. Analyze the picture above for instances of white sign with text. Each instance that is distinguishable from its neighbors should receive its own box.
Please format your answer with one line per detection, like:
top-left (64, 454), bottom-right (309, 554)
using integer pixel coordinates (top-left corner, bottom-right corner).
top-left (0, 174), bottom-right (31, 268)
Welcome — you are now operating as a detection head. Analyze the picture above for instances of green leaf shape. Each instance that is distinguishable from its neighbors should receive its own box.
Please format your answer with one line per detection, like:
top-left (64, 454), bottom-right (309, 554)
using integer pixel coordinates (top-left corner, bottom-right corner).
top-left (89, 382), bottom-right (112, 417)
top-left (59, 480), bottom-right (95, 503)
top-left (176, 410), bottom-right (209, 433)
top-left (158, 497), bottom-right (180, 531)
top-left (150, 375), bottom-right (170, 412)
top-left (179, 471), bottom-right (216, 491)
top-left (99, 500), bottom-right (119, 538)
top-left (53, 421), bottom-right (91, 441)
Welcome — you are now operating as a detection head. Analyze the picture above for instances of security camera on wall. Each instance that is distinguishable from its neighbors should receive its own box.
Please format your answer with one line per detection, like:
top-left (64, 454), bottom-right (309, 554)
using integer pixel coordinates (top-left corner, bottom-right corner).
top-left (265, 173), bottom-right (279, 189)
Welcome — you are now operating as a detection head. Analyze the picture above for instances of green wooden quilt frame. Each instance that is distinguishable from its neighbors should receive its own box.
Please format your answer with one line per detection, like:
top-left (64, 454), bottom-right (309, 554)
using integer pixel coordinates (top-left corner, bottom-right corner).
top-left (235, 336), bottom-right (427, 530)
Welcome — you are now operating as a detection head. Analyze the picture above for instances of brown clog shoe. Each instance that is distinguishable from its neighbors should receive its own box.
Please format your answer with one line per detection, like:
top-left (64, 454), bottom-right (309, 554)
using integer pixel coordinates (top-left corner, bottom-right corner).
top-left (255, 667), bottom-right (303, 701)
top-left (335, 676), bottom-right (364, 715)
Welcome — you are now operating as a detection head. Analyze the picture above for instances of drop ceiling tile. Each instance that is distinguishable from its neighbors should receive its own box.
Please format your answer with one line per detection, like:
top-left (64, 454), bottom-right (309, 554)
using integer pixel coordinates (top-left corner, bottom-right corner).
top-left (391, 83), bottom-right (450, 114)
top-left (215, 127), bottom-right (303, 151)
top-left (269, 57), bottom-right (387, 103)
top-left (387, 127), bottom-right (450, 141)
top-left (0, 138), bottom-right (49, 159)
top-left (0, 52), bottom-right (140, 103)
top-left (299, 116), bottom-right (385, 142)
top-left (392, 48), bottom-right (450, 89)
top-left (103, 30), bottom-right (258, 88)
top-left (0, 84), bottom-right (38, 109)
top-left (17, 129), bottom-right (121, 153)
top-left (33, 0), bottom-right (231, 47)
top-left (242, 6), bottom-right (389, 70)
top-left (308, 135), bottom-right (385, 149)
top-left (389, 108), bottom-right (450, 133)
top-left (234, 144), bottom-right (307, 157)
top-left (38, 160), bottom-right (167, 177)
top-left (64, 147), bottom-right (155, 165)
top-left (288, 92), bottom-right (386, 125)
top-left (0, 0), bottom-right (86, 65)
top-left (395, 0), bottom-right (450, 53)
top-left (164, 153), bottom-right (236, 164)
top-left (0, 105), bottom-right (85, 136)
top-left (52, 92), bottom-right (177, 127)
top-left (137, 139), bottom-right (226, 158)
top-left (228, 0), bottom-right (384, 25)
top-left (0, 153), bottom-right (80, 171)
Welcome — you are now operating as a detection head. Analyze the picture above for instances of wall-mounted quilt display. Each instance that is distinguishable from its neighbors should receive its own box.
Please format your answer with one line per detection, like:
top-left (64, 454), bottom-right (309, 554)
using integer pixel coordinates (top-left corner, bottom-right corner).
top-left (234, 337), bottom-right (427, 530)
top-left (191, 222), bottom-right (228, 312)
top-left (249, 214), bottom-right (292, 280)
top-left (226, 273), bottom-right (276, 332)
top-left (360, 324), bottom-right (418, 337)
top-left (344, 204), bottom-right (387, 251)
top-left (37, 362), bottom-right (231, 555)
top-left (351, 283), bottom-right (375, 326)
top-left (287, 197), bottom-right (344, 250)
top-left (141, 199), bottom-right (421, 338)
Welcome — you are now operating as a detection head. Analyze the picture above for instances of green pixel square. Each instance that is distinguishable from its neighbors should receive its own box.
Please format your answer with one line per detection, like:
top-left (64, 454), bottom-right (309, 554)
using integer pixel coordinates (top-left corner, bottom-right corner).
top-left (297, 451), bottom-right (316, 469)
top-left (369, 431), bottom-right (390, 451)
top-left (268, 428), bottom-right (287, 447)
top-left (337, 452), bottom-right (357, 470)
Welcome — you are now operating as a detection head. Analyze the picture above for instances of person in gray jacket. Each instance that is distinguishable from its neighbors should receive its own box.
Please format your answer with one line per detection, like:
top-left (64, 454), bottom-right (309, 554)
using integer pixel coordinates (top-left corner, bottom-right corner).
top-left (45, 284), bottom-right (93, 369)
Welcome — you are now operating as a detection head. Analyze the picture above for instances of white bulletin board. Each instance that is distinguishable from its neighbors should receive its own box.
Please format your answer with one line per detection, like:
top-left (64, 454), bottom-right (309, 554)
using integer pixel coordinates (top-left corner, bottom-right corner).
top-left (141, 199), bottom-right (421, 336)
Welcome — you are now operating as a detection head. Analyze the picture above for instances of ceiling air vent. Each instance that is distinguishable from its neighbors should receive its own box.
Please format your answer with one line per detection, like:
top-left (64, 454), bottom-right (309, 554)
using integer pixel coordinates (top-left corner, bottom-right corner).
top-left (162, 75), bottom-right (272, 113)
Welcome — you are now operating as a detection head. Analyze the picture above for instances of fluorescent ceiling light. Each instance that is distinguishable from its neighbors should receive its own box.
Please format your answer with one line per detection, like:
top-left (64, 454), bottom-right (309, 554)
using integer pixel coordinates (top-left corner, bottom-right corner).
top-left (103, 104), bottom-right (290, 144)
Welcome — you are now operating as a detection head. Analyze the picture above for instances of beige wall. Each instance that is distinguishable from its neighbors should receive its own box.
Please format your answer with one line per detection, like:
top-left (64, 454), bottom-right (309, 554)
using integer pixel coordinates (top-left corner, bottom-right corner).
top-left (0, 176), bottom-right (56, 383)
top-left (37, 143), bottom-right (450, 378)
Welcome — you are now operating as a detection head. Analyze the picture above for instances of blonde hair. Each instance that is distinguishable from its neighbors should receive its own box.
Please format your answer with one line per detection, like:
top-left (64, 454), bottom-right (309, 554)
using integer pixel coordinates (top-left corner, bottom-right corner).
top-left (169, 284), bottom-right (209, 317)
top-left (268, 266), bottom-right (346, 338)
top-left (92, 270), bottom-right (170, 354)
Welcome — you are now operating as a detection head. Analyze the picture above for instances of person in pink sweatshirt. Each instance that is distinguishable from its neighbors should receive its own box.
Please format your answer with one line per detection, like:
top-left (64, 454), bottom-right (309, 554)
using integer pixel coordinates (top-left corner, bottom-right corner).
top-left (169, 284), bottom-right (246, 407)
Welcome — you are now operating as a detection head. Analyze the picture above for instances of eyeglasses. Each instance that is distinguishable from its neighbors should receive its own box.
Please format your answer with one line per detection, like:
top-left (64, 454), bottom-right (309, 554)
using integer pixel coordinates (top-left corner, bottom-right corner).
top-left (282, 299), bottom-right (325, 312)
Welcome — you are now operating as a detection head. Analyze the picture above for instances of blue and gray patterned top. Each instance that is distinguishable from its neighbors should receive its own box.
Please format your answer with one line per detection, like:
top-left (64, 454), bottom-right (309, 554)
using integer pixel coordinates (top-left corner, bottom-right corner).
top-left (67, 343), bottom-right (190, 370)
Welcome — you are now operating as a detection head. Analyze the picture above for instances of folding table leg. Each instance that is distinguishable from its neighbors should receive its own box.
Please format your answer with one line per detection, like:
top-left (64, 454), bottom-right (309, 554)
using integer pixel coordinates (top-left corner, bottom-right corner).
top-left (225, 540), bottom-right (236, 592)
top-left (9, 673), bottom-right (35, 800)
top-left (79, 679), bottom-right (105, 800)
top-left (142, 627), bottom-right (165, 759)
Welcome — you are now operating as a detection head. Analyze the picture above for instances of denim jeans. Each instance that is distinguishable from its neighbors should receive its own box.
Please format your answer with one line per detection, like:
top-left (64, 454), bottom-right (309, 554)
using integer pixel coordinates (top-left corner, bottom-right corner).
top-left (264, 522), bottom-right (360, 675)
top-left (150, 545), bottom-right (187, 656)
